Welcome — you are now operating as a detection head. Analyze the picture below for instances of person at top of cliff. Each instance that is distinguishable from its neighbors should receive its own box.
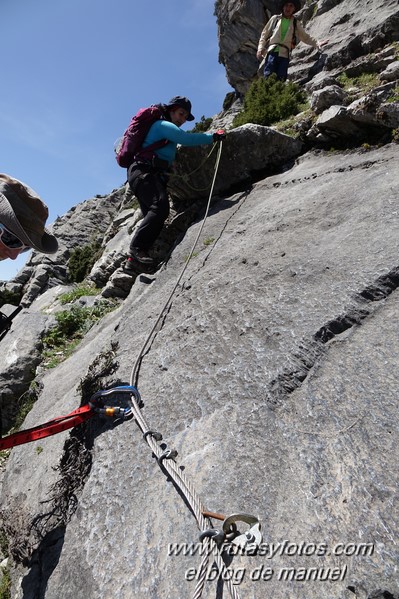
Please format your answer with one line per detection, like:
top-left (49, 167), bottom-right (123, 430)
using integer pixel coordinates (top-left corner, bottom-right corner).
top-left (0, 174), bottom-right (58, 262)
top-left (124, 95), bottom-right (225, 274)
top-left (256, 0), bottom-right (329, 82)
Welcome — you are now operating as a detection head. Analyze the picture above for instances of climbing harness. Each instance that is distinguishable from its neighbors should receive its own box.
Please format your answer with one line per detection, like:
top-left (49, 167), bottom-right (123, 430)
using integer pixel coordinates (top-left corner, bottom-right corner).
top-left (0, 386), bottom-right (137, 450)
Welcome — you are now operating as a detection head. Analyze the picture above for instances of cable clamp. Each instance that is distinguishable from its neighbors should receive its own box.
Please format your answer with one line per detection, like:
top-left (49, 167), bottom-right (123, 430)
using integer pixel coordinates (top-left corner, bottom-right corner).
top-left (199, 529), bottom-right (225, 545)
top-left (143, 430), bottom-right (163, 442)
top-left (158, 449), bottom-right (178, 464)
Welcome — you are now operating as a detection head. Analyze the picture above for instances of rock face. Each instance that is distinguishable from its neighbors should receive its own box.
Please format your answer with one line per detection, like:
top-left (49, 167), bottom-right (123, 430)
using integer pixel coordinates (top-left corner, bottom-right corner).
top-left (213, 1), bottom-right (399, 152)
top-left (169, 124), bottom-right (303, 201)
top-left (1, 143), bottom-right (398, 599)
top-left (215, 0), bottom-right (399, 94)
top-left (0, 2), bottom-right (398, 598)
top-left (215, 0), bottom-right (278, 95)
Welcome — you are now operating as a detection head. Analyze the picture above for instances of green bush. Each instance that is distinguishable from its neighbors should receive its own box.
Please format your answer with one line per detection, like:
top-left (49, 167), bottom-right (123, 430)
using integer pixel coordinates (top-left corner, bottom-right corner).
top-left (337, 72), bottom-right (380, 94)
top-left (54, 306), bottom-right (89, 338)
top-left (223, 91), bottom-right (236, 111)
top-left (0, 568), bottom-right (10, 599)
top-left (0, 529), bottom-right (9, 559)
top-left (45, 304), bottom-right (113, 347)
top-left (59, 284), bottom-right (99, 305)
top-left (387, 85), bottom-right (399, 103)
top-left (232, 75), bottom-right (307, 128)
top-left (0, 290), bottom-right (21, 309)
top-left (42, 301), bottom-right (117, 367)
top-left (191, 116), bottom-right (213, 133)
top-left (67, 240), bottom-right (102, 283)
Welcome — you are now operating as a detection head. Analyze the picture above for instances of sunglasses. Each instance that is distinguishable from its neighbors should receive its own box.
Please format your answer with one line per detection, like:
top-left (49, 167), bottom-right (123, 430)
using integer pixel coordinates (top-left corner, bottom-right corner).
top-left (0, 223), bottom-right (30, 252)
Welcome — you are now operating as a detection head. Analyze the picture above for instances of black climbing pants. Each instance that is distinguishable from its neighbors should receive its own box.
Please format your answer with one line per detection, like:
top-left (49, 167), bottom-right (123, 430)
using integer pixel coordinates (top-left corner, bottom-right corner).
top-left (127, 163), bottom-right (169, 252)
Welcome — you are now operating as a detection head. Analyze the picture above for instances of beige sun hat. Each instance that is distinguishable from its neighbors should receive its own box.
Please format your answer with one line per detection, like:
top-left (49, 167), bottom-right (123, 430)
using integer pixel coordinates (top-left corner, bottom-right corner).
top-left (0, 174), bottom-right (58, 254)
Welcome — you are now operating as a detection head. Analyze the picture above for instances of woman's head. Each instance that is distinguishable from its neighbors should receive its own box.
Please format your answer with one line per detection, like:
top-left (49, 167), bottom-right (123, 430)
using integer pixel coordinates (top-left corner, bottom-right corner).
top-left (166, 96), bottom-right (195, 127)
top-left (0, 174), bottom-right (58, 260)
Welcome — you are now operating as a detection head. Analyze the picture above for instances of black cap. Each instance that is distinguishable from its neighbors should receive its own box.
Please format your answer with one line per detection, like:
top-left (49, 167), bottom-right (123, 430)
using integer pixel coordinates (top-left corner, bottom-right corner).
top-left (166, 96), bottom-right (195, 121)
top-left (281, 0), bottom-right (301, 12)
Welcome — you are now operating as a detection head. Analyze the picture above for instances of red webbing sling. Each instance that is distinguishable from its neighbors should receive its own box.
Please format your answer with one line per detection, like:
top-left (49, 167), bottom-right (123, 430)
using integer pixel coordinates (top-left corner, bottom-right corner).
top-left (0, 405), bottom-right (94, 450)
top-left (0, 385), bottom-right (138, 451)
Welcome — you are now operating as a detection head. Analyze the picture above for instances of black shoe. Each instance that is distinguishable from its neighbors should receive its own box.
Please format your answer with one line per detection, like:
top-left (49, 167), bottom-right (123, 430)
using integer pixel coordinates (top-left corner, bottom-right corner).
top-left (123, 255), bottom-right (156, 276)
top-left (130, 247), bottom-right (154, 265)
top-left (123, 256), bottom-right (139, 275)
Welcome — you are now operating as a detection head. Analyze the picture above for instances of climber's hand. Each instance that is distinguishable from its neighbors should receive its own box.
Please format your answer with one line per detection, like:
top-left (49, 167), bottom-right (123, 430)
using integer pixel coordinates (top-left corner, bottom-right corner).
top-left (213, 130), bottom-right (226, 142)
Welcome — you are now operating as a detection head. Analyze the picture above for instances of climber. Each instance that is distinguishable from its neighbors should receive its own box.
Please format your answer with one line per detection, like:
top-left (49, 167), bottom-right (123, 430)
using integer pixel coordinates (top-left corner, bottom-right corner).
top-left (0, 174), bottom-right (58, 262)
top-left (124, 96), bottom-right (225, 274)
top-left (256, 0), bottom-right (329, 82)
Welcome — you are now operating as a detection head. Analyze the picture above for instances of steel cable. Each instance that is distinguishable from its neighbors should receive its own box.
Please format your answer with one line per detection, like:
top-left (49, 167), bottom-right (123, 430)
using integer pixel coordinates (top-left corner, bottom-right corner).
top-left (128, 390), bottom-right (241, 599)
top-left (126, 141), bottom-right (241, 598)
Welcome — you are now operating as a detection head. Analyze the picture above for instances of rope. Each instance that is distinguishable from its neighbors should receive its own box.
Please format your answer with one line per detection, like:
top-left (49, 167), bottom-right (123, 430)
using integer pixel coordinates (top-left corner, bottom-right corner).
top-left (126, 141), bottom-right (241, 598)
top-left (169, 144), bottom-right (219, 192)
top-left (170, 143), bottom-right (218, 180)
top-left (129, 140), bottom-right (224, 388)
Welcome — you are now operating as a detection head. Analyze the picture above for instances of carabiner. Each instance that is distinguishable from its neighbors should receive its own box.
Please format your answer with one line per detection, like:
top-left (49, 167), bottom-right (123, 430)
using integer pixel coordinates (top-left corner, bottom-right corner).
top-left (89, 385), bottom-right (142, 421)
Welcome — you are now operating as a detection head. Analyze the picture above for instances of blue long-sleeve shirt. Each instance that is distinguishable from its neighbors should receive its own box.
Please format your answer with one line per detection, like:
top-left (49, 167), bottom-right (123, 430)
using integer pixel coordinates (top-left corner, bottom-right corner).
top-left (143, 119), bottom-right (213, 165)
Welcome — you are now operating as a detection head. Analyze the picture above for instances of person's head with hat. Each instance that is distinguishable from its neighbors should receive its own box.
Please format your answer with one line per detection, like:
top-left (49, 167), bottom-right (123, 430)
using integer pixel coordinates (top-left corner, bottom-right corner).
top-left (165, 95), bottom-right (195, 128)
top-left (281, 0), bottom-right (301, 18)
top-left (0, 174), bottom-right (58, 261)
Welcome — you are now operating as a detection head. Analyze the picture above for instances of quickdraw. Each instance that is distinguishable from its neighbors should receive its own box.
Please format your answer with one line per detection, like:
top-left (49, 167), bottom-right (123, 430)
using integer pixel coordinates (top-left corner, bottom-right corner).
top-left (0, 385), bottom-right (138, 451)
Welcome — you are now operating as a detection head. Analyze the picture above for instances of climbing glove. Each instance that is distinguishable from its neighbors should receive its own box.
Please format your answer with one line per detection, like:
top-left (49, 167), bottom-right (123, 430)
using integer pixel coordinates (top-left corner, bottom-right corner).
top-left (213, 129), bottom-right (226, 142)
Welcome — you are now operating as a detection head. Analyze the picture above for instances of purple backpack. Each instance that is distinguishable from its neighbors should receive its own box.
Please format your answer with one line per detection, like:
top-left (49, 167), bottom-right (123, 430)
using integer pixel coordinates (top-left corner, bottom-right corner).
top-left (114, 105), bottom-right (169, 168)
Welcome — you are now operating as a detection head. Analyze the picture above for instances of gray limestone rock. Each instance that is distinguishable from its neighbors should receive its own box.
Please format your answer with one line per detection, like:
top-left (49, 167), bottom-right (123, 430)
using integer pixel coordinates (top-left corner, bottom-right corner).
top-left (310, 84), bottom-right (347, 114)
top-left (380, 60), bottom-right (399, 83)
top-left (377, 101), bottom-right (399, 129)
top-left (169, 124), bottom-right (304, 202)
top-left (1, 144), bottom-right (398, 599)
top-left (215, 0), bottom-right (399, 92)
top-left (347, 84), bottom-right (399, 128)
top-left (1, 4), bottom-right (399, 596)
top-left (314, 105), bottom-right (364, 137)
top-left (305, 81), bottom-right (398, 145)
top-left (0, 308), bottom-right (48, 431)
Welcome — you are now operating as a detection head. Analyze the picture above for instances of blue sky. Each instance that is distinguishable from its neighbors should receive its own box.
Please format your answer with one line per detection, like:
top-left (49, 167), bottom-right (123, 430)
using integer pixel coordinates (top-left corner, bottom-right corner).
top-left (1, 0), bottom-right (232, 280)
